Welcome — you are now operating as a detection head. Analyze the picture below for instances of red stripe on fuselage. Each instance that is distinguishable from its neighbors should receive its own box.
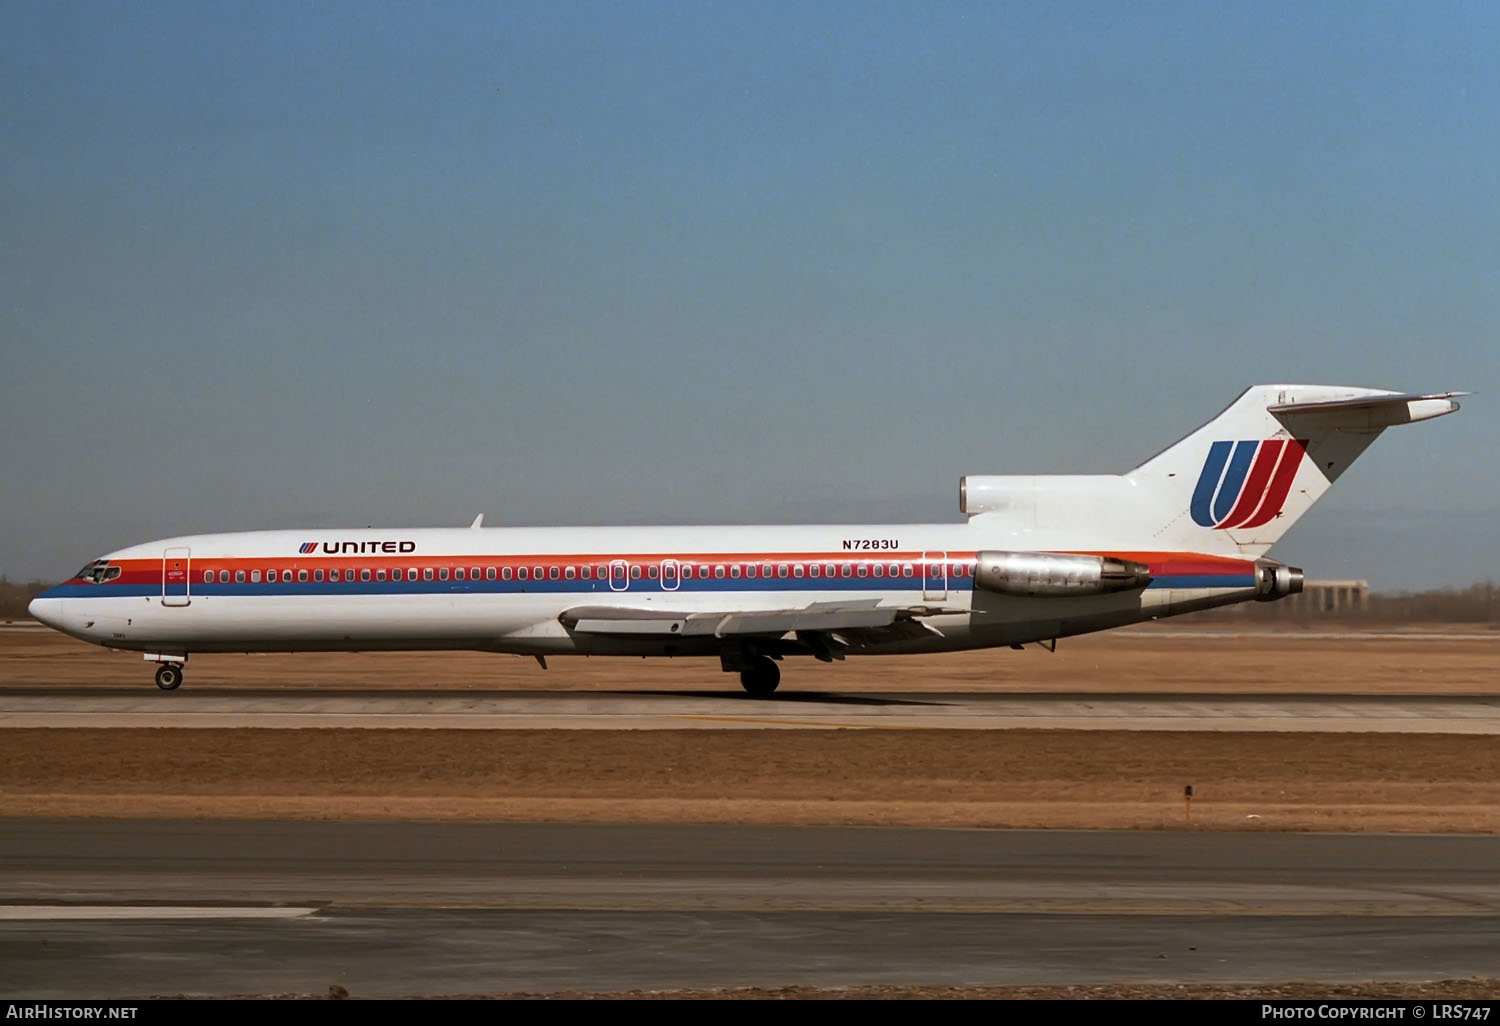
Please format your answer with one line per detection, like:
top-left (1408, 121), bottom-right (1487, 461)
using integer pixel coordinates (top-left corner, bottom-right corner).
top-left (74, 549), bottom-right (1258, 587)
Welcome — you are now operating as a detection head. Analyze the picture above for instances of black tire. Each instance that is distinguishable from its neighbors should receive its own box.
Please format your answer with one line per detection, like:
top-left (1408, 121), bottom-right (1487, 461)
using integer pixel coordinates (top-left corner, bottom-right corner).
top-left (738, 657), bottom-right (780, 696)
top-left (155, 664), bottom-right (183, 691)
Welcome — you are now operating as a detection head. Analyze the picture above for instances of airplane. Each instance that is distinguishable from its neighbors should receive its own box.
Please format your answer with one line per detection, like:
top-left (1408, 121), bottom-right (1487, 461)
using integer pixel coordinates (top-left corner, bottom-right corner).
top-left (29, 384), bottom-right (1461, 695)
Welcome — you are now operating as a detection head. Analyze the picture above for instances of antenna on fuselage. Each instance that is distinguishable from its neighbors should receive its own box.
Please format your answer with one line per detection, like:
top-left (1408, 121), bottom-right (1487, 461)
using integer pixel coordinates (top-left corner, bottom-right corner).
top-left (469, 514), bottom-right (485, 529)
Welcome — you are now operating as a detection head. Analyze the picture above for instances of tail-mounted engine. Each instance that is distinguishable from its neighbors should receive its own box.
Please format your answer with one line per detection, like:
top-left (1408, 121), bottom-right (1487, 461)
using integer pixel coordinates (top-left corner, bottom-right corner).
top-left (1254, 560), bottom-right (1304, 602)
top-left (973, 551), bottom-right (1153, 598)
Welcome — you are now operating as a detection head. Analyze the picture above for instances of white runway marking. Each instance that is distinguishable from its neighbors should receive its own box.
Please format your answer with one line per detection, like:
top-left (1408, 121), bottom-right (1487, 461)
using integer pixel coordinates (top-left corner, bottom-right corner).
top-left (0, 905), bottom-right (317, 920)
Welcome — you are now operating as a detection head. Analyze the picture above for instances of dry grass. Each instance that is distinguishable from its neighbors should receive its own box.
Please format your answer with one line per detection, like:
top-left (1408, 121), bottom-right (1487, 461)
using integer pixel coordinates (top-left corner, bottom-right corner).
top-left (4, 727), bottom-right (1499, 832)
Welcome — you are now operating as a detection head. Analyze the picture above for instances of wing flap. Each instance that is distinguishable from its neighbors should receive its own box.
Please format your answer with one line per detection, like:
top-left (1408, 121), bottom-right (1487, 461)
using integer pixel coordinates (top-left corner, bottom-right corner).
top-left (561, 600), bottom-right (957, 642)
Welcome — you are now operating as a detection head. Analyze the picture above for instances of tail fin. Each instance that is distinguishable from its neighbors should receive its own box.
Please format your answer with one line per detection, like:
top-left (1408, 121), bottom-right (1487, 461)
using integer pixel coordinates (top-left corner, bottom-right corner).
top-left (1130, 385), bottom-right (1462, 557)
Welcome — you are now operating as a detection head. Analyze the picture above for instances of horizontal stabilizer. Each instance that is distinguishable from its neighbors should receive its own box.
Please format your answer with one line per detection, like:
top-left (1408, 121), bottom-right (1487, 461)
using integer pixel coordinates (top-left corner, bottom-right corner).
top-left (1266, 391), bottom-right (1466, 426)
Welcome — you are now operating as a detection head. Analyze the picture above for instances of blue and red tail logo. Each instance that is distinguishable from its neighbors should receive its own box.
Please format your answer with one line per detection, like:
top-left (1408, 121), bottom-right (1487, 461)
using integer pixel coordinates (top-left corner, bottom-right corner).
top-left (1190, 439), bottom-right (1308, 529)
top-left (298, 542), bottom-right (318, 554)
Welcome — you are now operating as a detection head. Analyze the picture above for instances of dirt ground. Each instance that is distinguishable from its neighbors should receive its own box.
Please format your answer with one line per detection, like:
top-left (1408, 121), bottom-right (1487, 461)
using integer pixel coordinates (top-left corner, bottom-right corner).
top-left (4, 620), bottom-right (1498, 694)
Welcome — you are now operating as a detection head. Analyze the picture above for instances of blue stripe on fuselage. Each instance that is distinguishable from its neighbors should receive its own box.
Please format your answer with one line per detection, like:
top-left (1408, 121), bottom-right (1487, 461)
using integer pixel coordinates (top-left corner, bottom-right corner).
top-left (42, 573), bottom-right (1255, 599)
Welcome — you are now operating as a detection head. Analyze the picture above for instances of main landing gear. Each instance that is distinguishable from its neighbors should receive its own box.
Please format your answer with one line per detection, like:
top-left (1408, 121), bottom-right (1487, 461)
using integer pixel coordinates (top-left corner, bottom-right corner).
top-left (738, 656), bottom-right (781, 697)
top-left (154, 663), bottom-right (184, 691)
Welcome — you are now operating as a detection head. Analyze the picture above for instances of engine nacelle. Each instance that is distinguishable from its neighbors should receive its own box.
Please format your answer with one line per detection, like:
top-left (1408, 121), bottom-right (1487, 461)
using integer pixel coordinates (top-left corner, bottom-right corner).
top-left (973, 550), bottom-right (1153, 598)
top-left (1254, 560), bottom-right (1304, 602)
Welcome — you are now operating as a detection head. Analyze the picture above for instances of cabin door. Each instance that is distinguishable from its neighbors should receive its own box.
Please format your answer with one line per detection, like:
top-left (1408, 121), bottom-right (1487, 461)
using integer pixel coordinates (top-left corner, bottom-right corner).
top-left (922, 551), bottom-right (947, 602)
top-left (162, 547), bottom-right (192, 606)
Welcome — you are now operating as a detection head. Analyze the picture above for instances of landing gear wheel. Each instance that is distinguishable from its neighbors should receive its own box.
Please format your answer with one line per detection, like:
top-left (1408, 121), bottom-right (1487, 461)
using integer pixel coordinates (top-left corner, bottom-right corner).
top-left (739, 657), bottom-right (780, 696)
top-left (155, 663), bottom-right (183, 691)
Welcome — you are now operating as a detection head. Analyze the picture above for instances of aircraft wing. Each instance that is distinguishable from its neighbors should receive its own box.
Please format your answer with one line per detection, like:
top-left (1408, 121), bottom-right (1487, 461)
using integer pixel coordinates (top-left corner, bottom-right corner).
top-left (558, 599), bottom-right (956, 650)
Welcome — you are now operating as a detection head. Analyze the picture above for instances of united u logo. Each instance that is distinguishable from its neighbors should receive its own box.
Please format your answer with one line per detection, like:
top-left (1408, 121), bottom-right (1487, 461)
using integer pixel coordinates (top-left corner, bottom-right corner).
top-left (1190, 439), bottom-right (1308, 529)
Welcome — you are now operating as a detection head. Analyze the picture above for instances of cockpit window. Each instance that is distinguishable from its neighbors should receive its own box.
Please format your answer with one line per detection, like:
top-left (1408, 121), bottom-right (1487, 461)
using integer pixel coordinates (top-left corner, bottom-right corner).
top-left (74, 560), bottom-right (121, 584)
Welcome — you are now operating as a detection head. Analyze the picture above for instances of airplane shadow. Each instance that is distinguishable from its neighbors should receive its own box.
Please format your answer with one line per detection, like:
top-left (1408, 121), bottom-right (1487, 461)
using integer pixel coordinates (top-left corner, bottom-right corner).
top-left (622, 689), bottom-right (951, 707)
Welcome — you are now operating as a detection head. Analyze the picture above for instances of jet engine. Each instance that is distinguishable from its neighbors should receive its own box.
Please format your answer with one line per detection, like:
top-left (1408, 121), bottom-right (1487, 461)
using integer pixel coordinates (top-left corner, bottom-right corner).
top-left (973, 551), bottom-right (1153, 598)
top-left (1253, 560), bottom-right (1304, 602)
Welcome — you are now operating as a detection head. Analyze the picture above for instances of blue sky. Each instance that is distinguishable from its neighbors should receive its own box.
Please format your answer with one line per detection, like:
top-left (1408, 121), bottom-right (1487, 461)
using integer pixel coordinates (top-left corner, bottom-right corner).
top-left (3, 2), bottom-right (1494, 589)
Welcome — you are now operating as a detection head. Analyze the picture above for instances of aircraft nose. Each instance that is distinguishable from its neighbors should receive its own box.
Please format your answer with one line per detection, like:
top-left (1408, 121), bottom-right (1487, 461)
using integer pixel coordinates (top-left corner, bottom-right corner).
top-left (28, 596), bottom-right (65, 629)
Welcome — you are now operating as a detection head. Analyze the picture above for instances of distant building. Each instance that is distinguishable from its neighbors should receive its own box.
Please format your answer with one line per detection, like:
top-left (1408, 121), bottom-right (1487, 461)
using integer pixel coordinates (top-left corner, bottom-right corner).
top-left (1279, 579), bottom-right (1369, 614)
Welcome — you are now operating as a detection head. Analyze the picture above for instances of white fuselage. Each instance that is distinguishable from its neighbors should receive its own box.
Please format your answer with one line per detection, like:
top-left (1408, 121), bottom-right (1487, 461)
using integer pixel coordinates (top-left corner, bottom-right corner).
top-left (30, 522), bottom-right (1262, 661)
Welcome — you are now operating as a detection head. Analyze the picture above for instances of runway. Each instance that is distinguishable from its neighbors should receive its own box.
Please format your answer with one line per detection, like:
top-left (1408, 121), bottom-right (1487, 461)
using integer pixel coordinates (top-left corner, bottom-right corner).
top-left (3, 687), bottom-right (1498, 732)
top-left (3, 822), bottom-right (1499, 997)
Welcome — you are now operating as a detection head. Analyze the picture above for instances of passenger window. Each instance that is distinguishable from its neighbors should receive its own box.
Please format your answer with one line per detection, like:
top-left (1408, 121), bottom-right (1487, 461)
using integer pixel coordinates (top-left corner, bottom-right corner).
top-left (595, 564), bottom-right (607, 579)
top-left (662, 564), bottom-right (676, 580)
top-left (857, 564), bottom-right (868, 578)
top-left (903, 564), bottom-right (914, 577)
top-left (580, 566), bottom-right (592, 580)
top-left (761, 563), bottom-right (773, 579)
top-left (234, 570), bottom-right (245, 583)
top-left (331, 569), bottom-right (342, 582)
top-left (873, 564), bottom-right (884, 577)
top-left (518, 567), bottom-right (528, 581)
top-left (565, 566), bottom-right (576, 580)
top-left (730, 565), bottom-right (741, 579)
top-left (809, 564), bottom-right (820, 578)
top-left (298, 570), bottom-right (309, 582)
top-left (647, 566), bottom-right (659, 580)
top-left (470, 567), bottom-right (480, 580)
top-left (357, 569), bottom-right (368, 582)
top-left (630, 565), bottom-right (642, 580)
top-left (439, 568), bottom-right (450, 581)
top-left (203, 571), bottom-right (213, 584)
top-left (715, 565), bottom-right (726, 579)
top-left (455, 568), bottom-right (466, 581)
top-left (549, 566), bottom-right (559, 580)
top-left (842, 563), bottom-right (853, 577)
top-left (793, 565), bottom-right (804, 578)
top-left (266, 570), bottom-right (277, 583)
top-left (219, 571), bottom-right (229, 583)
top-left (376, 569), bottom-right (386, 581)
top-left (314, 569), bottom-right (325, 582)
top-left (423, 568), bottom-right (434, 581)
top-left (502, 567), bottom-right (513, 580)
top-left (250, 570), bottom-right (261, 583)
top-left (533, 566), bottom-right (544, 580)
top-left (777, 564), bottom-right (789, 578)
top-left (486, 567), bottom-right (497, 581)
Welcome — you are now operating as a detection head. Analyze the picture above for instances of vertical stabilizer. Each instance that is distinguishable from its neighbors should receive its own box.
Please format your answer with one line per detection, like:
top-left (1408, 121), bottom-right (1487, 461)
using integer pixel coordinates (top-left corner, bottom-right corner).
top-left (1127, 385), bottom-right (1462, 557)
